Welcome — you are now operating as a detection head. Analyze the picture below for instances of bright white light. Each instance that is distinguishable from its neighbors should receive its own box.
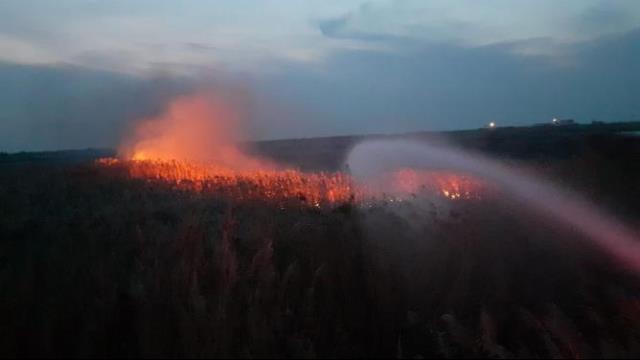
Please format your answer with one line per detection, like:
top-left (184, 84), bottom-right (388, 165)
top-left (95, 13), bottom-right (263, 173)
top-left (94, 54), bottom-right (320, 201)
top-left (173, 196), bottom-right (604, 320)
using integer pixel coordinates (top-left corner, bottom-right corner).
top-left (488, 121), bottom-right (496, 128)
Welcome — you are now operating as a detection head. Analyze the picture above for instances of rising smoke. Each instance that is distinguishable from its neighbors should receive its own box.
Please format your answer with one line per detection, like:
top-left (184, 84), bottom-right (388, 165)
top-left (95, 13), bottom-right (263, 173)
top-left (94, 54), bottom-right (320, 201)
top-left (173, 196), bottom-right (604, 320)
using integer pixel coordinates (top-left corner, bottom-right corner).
top-left (118, 91), bottom-right (275, 171)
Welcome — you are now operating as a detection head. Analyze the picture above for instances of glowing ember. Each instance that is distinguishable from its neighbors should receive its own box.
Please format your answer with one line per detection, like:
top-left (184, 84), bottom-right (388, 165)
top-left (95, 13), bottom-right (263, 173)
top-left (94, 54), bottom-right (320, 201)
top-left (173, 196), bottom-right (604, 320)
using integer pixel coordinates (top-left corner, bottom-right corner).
top-left (95, 158), bottom-right (486, 206)
top-left (382, 168), bottom-right (484, 200)
top-left (96, 158), bottom-right (356, 206)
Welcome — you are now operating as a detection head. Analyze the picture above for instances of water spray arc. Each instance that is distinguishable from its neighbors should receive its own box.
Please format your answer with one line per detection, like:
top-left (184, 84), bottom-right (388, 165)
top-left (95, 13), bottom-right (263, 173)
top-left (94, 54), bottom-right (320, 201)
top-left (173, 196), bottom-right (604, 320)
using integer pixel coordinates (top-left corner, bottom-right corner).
top-left (346, 139), bottom-right (640, 273)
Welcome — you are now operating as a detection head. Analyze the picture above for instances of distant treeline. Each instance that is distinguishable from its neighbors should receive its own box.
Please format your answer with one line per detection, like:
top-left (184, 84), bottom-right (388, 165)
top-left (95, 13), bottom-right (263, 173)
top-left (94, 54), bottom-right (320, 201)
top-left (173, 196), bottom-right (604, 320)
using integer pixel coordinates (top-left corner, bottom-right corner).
top-left (1, 121), bottom-right (639, 168)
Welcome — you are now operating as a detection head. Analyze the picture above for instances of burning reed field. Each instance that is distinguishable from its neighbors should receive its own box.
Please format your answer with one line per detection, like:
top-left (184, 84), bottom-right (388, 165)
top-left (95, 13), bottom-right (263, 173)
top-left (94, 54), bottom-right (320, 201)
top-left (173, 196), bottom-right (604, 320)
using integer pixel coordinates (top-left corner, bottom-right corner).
top-left (1, 123), bottom-right (640, 358)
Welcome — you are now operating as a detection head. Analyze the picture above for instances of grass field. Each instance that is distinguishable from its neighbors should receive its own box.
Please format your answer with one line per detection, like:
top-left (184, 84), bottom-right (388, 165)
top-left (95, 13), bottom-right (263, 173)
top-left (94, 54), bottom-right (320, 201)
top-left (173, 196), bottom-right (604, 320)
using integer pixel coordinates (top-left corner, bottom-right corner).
top-left (1, 123), bottom-right (639, 358)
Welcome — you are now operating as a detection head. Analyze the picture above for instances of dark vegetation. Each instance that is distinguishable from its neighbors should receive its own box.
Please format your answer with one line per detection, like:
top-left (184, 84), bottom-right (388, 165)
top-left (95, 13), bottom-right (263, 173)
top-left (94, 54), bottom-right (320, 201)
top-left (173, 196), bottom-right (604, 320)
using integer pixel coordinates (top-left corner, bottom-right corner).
top-left (1, 123), bottom-right (639, 358)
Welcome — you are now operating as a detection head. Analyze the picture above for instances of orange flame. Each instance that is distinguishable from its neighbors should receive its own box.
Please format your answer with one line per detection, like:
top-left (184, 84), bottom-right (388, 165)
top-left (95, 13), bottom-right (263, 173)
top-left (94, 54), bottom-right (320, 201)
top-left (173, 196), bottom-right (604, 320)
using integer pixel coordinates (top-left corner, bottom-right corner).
top-left (96, 158), bottom-right (486, 207)
top-left (109, 93), bottom-right (486, 207)
top-left (386, 169), bottom-right (484, 200)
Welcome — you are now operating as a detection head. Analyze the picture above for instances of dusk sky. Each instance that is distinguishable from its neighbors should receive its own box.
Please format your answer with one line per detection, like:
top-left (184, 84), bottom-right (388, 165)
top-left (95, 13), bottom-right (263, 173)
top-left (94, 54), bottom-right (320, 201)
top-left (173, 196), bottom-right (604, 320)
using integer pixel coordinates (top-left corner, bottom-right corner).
top-left (1, 0), bottom-right (639, 151)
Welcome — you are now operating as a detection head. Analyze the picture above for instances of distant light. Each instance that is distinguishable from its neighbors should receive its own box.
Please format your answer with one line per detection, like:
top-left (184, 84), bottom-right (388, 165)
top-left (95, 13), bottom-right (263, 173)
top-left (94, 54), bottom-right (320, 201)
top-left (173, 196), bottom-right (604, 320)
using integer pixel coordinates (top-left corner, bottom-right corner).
top-left (488, 121), bottom-right (496, 128)
top-left (552, 118), bottom-right (558, 123)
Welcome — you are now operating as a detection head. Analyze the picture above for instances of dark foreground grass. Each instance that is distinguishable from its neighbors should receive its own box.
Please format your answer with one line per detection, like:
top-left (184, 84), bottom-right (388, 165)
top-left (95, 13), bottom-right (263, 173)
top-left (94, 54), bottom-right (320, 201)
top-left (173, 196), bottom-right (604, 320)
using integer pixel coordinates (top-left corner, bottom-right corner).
top-left (1, 162), bottom-right (639, 358)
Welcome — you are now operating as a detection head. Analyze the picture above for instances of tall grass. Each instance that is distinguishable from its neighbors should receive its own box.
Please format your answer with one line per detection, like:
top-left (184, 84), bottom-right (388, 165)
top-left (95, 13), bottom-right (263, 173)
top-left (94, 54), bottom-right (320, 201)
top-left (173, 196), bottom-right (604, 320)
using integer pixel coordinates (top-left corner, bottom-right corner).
top-left (0, 162), bottom-right (639, 358)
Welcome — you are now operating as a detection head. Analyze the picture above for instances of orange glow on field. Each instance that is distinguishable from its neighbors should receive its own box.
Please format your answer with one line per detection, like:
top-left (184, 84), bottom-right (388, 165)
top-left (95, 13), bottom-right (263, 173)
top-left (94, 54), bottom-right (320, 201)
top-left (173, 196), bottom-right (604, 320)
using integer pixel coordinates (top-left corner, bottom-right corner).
top-left (97, 158), bottom-right (355, 207)
top-left (107, 92), bottom-right (486, 207)
top-left (383, 168), bottom-right (484, 200)
top-left (96, 158), bottom-right (486, 206)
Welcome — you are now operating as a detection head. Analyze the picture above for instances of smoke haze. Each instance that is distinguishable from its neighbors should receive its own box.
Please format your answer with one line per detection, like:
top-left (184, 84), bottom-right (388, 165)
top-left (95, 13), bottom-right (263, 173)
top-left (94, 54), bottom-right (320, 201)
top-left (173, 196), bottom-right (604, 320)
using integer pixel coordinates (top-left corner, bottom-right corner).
top-left (119, 91), bottom-right (275, 171)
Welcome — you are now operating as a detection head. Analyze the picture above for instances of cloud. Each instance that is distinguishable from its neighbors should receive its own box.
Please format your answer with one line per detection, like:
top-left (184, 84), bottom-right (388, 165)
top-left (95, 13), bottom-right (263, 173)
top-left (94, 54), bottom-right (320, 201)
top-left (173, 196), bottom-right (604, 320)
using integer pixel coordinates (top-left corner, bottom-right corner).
top-left (185, 42), bottom-right (218, 52)
top-left (1, 26), bottom-right (639, 152)
top-left (2, 1), bottom-right (638, 77)
top-left (316, 0), bottom-right (640, 49)
top-left (0, 62), bottom-right (193, 152)
top-left (0, 34), bottom-right (60, 65)
top-left (574, 0), bottom-right (640, 35)
top-left (318, 14), bottom-right (356, 39)
top-left (1, 1), bottom-right (639, 151)
top-left (256, 26), bottom-right (640, 138)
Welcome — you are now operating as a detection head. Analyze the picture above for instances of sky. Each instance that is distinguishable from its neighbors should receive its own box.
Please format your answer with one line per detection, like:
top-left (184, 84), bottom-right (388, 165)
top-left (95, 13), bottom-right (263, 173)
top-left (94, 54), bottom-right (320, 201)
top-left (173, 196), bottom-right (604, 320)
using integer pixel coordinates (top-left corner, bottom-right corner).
top-left (0, 0), bottom-right (639, 151)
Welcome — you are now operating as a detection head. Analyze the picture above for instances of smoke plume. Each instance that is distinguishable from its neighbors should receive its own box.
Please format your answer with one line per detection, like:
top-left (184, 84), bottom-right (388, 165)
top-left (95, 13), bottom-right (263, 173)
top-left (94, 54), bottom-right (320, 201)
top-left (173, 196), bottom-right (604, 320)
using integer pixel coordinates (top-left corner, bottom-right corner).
top-left (119, 92), bottom-right (274, 171)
